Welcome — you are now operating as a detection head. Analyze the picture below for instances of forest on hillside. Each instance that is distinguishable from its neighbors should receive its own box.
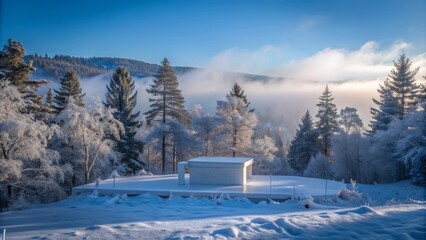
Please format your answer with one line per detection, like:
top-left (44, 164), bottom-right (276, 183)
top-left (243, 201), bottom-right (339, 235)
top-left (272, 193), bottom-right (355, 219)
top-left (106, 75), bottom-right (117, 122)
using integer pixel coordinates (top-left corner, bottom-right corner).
top-left (24, 54), bottom-right (194, 79)
top-left (1, 39), bottom-right (425, 209)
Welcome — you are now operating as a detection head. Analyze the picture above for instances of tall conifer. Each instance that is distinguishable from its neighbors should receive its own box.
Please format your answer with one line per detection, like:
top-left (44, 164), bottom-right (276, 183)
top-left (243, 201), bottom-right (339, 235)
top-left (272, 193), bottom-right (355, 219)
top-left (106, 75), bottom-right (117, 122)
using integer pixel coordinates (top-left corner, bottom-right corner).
top-left (387, 54), bottom-right (419, 118)
top-left (0, 39), bottom-right (48, 112)
top-left (104, 66), bottom-right (144, 173)
top-left (53, 69), bottom-right (85, 113)
top-left (145, 58), bottom-right (190, 173)
top-left (287, 110), bottom-right (319, 173)
top-left (226, 83), bottom-right (254, 112)
top-left (315, 85), bottom-right (339, 156)
top-left (369, 79), bottom-right (400, 134)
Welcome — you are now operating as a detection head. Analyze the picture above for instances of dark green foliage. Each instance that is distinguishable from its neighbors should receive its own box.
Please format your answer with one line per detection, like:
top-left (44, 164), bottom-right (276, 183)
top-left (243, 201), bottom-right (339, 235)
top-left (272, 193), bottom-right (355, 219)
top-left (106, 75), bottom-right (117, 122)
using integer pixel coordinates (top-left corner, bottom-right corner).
top-left (315, 85), bottom-right (339, 156)
top-left (387, 54), bottom-right (420, 117)
top-left (104, 66), bottom-right (144, 173)
top-left (145, 58), bottom-right (190, 126)
top-left (53, 70), bottom-right (85, 113)
top-left (369, 80), bottom-right (401, 134)
top-left (0, 39), bottom-right (49, 112)
top-left (287, 111), bottom-right (319, 173)
top-left (145, 58), bottom-right (191, 173)
top-left (416, 76), bottom-right (426, 105)
top-left (25, 54), bottom-right (195, 79)
top-left (226, 83), bottom-right (254, 112)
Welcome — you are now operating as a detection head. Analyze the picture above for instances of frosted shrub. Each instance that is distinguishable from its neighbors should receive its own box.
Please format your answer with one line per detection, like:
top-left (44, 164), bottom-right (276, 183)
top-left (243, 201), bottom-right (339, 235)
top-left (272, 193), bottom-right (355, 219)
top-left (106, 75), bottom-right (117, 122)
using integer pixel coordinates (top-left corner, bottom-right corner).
top-left (337, 188), bottom-right (362, 201)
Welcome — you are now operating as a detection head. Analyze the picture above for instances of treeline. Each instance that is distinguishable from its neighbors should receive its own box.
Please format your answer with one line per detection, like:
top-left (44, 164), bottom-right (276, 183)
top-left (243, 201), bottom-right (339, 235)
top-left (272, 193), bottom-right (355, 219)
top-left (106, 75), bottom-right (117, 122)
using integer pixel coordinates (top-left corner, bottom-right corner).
top-left (25, 54), bottom-right (164, 79)
top-left (287, 54), bottom-right (425, 185)
top-left (0, 39), bottom-right (280, 209)
top-left (1, 39), bottom-right (425, 209)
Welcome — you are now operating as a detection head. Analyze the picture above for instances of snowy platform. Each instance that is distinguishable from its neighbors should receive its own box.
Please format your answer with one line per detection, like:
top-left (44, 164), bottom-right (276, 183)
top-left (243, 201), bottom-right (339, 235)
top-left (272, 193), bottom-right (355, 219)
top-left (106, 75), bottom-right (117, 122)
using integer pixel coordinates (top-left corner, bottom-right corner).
top-left (72, 175), bottom-right (345, 200)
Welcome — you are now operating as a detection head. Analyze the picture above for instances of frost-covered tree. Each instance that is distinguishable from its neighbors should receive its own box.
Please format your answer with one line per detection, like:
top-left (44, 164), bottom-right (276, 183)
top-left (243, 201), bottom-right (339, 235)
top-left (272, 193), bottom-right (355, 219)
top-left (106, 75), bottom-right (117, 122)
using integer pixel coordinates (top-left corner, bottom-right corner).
top-left (55, 100), bottom-right (123, 184)
top-left (192, 106), bottom-right (223, 156)
top-left (0, 39), bottom-right (49, 113)
top-left (226, 83), bottom-right (254, 112)
top-left (369, 79), bottom-right (401, 134)
top-left (46, 87), bottom-right (53, 109)
top-left (394, 104), bottom-right (426, 185)
top-left (251, 135), bottom-right (279, 175)
top-left (369, 120), bottom-right (404, 182)
top-left (167, 120), bottom-right (202, 173)
top-left (416, 76), bottom-right (426, 106)
top-left (303, 153), bottom-right (333, 179)
top-left (216, 96), bottom-right (257, 157)
top-left (387, 54), bottom-right (420, 117)
top-left (145, 120), bottom-right (201, 174)
top-left (145, 58), bottom-right (190, 173)
top-left (0, 82), bottom-right (65, 207)
top-left (287, 110), bottom-right (319, 174)
top-left (104, 66), bottom-right (144, 173)
top-left (332, 132), bottom-right (370, 182)
top-left (315, 86), bottom-right (339, 156)
top-left (53, 69), bottom-right (85, 113)
top-left (339, 107), bottom-right (363, 134)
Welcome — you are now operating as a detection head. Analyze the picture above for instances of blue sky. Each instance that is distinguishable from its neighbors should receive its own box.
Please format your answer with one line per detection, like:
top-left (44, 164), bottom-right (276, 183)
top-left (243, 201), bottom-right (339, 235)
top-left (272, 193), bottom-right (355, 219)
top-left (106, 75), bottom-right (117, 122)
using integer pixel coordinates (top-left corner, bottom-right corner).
top-left (1, 0), bottom-right (425, 72)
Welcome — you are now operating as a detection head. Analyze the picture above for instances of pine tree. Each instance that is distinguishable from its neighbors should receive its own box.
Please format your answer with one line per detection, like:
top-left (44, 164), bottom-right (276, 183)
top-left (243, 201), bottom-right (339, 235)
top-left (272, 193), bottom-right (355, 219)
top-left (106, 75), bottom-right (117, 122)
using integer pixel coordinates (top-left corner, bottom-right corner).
top-left (46, 87), bottom-right (53, 108)
top-left (0, 39), bottom-right (49, 112)
top-left (53, 69), bottom-right (85, 113)
top-left (226, 83), bottom-right (254, 112)
top-left (418, 76), bottom-right (426, 105)
top-left (287, 110), bottom-right (319, 173)
top-left (369, 79), bottom-right (401, 134)
top-left (315, 85), bottom-right (339, 156)
top-left (104, 66), bottom-right (144, 173)
top-left (387, 54), bottom-right (420, 118)
top-left (145, 58), bottom-right (190, 174)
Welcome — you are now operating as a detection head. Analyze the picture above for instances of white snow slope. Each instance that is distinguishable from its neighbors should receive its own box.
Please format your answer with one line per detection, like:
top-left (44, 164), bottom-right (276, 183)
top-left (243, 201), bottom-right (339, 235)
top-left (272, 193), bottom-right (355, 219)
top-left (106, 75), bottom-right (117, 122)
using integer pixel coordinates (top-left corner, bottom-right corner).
top-left (0, 180), bottom-right (425, 240)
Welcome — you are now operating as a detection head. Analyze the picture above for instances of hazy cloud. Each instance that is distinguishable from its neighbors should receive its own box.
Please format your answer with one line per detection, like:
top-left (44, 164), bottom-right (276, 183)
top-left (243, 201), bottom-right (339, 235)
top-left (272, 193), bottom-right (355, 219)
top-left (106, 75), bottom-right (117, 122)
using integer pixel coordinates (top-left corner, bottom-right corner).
top-left (177, 41), bottom-right (425, 135)
top-left (206, 45), bottom-right (283, 75)
top-left (77, 41), bottom-right (425, 137)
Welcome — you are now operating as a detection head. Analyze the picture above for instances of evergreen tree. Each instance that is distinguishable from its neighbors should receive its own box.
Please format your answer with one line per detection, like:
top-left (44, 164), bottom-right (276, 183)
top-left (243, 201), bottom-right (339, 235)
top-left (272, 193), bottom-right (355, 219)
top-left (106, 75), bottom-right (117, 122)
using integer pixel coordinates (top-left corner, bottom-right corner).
top-left (387, 54), bottom-right (420, 118)
top-left (418, 76), bottom-right (426, 105)
top-left (0, 39), bottom-right (49, 112)
top-left (104, 66), bottom-right (144, 173)
top-left (226, 83), bottom-right (254, 112)
top-left (287, 110), bottom-right (319, 174)
top-left (369, 79), bottom-right (401, 134)
top-left (46, 87), bottom-right (53, 108)
top-left (315, 85), bottom-right (339, 156)
top-left (145, 58), bottom-right (190, 173)
top-left (53, 69), bottom-right (85, 113)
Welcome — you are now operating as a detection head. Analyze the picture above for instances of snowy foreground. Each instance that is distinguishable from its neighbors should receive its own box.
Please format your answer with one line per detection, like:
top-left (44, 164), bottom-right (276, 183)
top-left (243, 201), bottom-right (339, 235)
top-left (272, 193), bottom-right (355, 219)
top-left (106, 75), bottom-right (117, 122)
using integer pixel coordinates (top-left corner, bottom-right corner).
top-left (1, 181), bottom-right (425, 240)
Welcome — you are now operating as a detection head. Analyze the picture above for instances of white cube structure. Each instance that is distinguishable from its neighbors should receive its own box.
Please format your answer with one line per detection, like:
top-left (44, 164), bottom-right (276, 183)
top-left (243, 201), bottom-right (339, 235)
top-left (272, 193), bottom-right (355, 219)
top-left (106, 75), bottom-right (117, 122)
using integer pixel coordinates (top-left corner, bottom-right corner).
top-left (187, 157), bottom-right (253, 185)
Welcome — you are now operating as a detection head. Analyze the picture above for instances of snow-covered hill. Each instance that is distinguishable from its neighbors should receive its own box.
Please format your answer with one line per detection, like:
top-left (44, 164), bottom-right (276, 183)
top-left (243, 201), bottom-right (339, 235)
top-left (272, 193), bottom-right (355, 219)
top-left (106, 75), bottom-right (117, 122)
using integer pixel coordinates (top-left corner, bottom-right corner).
top-left (0, 180), bottom-right (424, 239)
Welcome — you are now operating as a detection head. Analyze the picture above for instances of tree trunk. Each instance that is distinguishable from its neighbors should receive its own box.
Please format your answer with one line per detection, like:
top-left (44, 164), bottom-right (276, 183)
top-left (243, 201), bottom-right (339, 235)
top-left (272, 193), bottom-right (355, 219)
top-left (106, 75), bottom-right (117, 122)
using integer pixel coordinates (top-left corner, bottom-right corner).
top-left (7, 184), bottom-right (13, 199)
top-left (162, 83), bottom-right (166, 174)
top-left (162, 135), bottom-right (166, 174)
top-left (233, 126), bottom-right (237, 157)
top-left (172, 145), bottom-right (176, 174)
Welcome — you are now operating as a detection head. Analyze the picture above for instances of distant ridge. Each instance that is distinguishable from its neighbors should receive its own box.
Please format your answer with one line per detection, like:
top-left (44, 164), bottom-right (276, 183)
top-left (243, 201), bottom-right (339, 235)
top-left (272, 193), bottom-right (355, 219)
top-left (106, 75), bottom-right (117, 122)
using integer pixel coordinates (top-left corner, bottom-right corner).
top-left (25, 54), bottom-right (282, 82)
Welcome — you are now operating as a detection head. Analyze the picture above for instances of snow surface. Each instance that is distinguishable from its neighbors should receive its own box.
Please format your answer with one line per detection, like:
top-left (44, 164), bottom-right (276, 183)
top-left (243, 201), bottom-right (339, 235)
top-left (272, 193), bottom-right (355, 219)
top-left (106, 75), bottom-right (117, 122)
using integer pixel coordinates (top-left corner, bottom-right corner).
top-left (1, 180), bottom-right (425, 239)
top-left (72, 175), bottom-right (346, 200)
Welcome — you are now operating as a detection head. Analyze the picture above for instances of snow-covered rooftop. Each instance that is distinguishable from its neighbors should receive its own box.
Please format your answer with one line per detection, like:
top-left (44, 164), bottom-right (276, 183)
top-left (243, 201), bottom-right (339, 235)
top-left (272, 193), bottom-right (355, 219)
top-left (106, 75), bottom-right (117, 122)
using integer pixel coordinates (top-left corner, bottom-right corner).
top-left (188, 156), bottom-right (252, 164)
